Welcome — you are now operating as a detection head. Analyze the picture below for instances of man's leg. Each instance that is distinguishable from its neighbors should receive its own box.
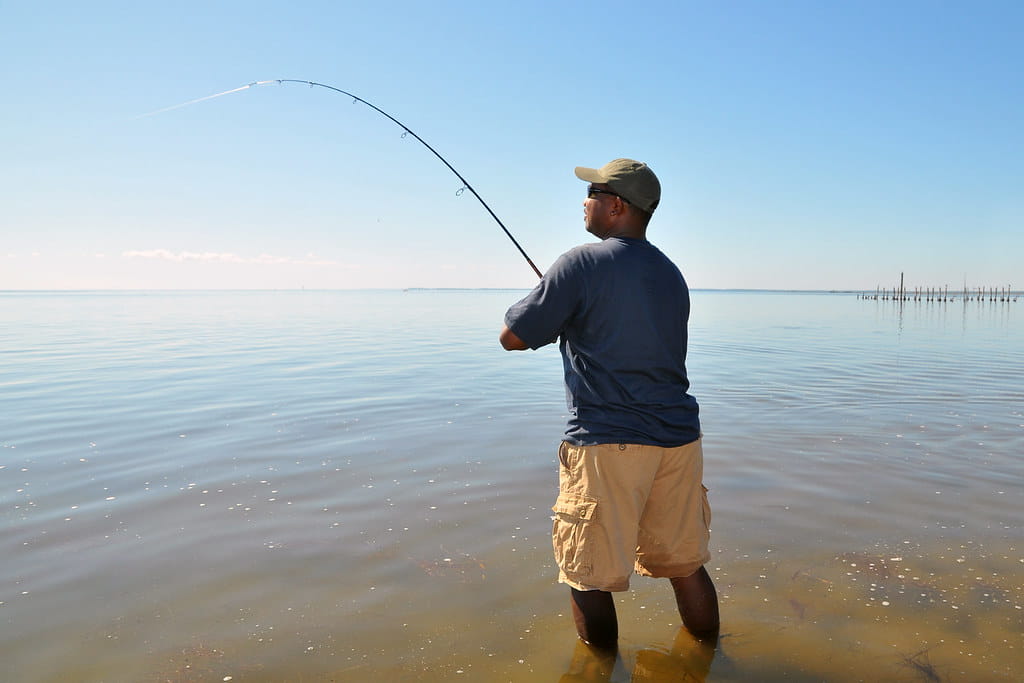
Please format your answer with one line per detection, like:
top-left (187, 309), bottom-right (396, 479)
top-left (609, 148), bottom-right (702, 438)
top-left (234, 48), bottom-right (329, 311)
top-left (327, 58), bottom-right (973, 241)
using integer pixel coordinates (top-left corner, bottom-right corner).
top-left (670, 566), bottom-right (719, 639)
top-left (570, 587), bottom-right (618, 650)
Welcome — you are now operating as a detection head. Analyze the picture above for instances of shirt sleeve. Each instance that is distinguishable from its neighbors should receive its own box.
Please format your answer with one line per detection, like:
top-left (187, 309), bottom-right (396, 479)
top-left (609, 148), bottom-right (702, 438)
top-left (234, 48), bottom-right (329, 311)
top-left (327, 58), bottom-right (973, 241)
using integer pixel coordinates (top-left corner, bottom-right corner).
top-left (503, 250), bottom-right (584, 350)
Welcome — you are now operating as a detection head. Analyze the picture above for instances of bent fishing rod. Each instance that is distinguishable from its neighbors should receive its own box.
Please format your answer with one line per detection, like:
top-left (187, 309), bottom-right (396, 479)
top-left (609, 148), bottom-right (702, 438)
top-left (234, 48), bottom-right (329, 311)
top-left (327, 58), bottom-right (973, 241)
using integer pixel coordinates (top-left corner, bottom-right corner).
top-left (143, 79), bottom-right (543, 279)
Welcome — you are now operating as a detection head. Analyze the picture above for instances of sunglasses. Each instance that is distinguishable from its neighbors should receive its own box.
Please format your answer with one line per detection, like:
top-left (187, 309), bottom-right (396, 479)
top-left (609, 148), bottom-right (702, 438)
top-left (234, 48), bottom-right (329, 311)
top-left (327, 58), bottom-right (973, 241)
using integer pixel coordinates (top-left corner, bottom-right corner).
top-left (586, 186), bottom-right (629, 203)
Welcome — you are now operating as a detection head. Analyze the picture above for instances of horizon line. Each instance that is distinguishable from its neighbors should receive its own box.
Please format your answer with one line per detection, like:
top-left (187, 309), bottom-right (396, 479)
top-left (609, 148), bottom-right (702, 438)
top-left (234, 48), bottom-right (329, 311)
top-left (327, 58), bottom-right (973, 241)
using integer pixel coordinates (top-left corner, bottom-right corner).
top-left (7, 287), bottom-right (1018, 295)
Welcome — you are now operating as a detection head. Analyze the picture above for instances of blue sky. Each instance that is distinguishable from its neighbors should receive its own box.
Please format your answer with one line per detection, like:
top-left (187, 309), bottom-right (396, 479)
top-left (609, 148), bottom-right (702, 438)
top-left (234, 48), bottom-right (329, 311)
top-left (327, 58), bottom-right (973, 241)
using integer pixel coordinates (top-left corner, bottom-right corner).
top-left (3, 1), bottom-right (1021, 290)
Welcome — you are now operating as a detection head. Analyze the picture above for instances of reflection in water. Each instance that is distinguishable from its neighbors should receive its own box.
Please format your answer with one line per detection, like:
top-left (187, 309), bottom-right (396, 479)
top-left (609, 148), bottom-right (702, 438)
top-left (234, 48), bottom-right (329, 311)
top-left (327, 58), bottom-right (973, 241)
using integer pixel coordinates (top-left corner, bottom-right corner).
top-left (559, 641), bottom-right (622, 682)
top-left (632, 629), bottom-right (716, 682)
top-left (560, 629), bottom-right (716, 683)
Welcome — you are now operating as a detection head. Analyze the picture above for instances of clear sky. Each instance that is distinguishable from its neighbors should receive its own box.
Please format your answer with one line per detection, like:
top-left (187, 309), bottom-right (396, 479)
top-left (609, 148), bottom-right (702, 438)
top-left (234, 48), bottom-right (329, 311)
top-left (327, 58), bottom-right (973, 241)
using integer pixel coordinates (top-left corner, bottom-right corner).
top-left (3, 1), bottom-right (1021, 291)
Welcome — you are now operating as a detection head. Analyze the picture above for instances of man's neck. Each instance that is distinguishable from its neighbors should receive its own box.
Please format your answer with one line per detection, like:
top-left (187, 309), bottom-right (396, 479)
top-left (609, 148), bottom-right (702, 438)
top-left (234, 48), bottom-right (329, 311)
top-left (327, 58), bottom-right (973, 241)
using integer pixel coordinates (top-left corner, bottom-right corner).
top-left (605, 226), bottom-right (647, 240)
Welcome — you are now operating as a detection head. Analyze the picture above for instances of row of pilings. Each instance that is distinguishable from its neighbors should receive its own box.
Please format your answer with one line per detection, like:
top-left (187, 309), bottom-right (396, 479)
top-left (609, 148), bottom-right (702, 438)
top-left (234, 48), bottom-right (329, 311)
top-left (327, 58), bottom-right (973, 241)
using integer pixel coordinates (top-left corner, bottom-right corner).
top-left (858, 273), bottom-right (1018, 303)
top-left (859, 286), bottom-right (1018, 302)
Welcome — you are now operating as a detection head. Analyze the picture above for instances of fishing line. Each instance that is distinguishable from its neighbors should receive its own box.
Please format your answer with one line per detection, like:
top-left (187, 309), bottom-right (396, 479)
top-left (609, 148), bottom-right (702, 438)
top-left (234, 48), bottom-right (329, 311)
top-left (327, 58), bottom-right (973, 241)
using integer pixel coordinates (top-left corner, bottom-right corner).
top-left (141, 79), bottom-right (543, 279)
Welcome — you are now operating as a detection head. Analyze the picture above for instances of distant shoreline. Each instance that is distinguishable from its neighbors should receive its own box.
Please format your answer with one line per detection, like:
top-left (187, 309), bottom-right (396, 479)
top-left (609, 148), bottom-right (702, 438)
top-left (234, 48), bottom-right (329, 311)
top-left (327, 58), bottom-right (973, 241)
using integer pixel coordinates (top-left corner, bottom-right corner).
top-left (1, 288), bottom-right (1021, 296)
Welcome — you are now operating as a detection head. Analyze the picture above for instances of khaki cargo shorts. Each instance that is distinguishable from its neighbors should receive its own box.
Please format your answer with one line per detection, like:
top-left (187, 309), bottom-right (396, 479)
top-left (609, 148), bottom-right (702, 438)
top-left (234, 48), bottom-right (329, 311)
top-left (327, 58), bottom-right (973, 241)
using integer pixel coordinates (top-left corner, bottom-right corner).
top-left (551, 439), bottom-right (711, 592)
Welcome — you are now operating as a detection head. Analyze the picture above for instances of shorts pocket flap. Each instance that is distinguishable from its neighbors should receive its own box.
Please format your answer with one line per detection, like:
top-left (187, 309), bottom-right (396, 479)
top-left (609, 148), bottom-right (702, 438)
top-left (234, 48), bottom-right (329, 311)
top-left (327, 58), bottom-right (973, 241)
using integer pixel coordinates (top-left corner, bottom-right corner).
top-left (552, 493), bottom-right (597, 522)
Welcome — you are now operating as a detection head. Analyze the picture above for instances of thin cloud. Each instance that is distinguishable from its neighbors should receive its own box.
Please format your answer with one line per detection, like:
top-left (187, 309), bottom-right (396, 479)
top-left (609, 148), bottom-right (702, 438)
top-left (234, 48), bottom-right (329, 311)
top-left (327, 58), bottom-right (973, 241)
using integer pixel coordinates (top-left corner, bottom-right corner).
top-left (122, 249), bottom-right (336, 266)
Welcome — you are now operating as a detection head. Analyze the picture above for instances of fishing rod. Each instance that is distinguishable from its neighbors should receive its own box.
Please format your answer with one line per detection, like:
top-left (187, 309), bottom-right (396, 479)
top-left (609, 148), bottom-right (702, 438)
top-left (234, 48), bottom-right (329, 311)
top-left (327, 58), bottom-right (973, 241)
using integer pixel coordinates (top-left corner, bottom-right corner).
top-left (143, 79), bottom-right (543, 279)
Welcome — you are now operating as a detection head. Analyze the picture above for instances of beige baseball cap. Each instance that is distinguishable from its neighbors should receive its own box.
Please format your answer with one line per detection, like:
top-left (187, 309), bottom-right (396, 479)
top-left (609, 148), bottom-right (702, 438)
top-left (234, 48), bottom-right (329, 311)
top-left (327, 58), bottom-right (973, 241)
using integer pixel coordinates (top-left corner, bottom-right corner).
top-left (574, 158), bottom-right (661, 214)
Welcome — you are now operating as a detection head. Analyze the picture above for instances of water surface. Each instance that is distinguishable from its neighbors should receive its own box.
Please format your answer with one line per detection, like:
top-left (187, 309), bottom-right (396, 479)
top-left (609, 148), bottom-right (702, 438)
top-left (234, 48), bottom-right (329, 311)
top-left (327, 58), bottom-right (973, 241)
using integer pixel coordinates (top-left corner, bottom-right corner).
top-left (2, 290), bottom-right (1021, 681)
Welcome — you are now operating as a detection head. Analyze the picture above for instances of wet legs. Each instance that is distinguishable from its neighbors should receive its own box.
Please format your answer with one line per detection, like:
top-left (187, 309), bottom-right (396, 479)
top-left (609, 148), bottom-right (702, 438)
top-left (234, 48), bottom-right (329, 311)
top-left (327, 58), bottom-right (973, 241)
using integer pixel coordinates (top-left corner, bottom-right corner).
top-left (569, 566), bottom-right (718, 649)
top-left (569, 588), bottom-right (618, 650)
top-left (670, 566), bottom-right (719, 639)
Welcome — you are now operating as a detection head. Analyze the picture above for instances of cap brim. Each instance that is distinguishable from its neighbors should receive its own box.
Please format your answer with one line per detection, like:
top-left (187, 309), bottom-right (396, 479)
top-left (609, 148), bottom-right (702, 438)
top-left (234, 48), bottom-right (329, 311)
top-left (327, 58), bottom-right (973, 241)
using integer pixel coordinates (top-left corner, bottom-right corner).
top-left (574, 166), bottom-right (606, 183)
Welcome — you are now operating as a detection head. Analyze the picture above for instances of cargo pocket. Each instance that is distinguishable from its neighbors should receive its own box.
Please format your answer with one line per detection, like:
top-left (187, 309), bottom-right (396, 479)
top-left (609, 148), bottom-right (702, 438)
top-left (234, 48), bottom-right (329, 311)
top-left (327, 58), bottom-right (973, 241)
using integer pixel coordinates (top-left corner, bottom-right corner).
top-left (551, 492), bottom-right (598, 577)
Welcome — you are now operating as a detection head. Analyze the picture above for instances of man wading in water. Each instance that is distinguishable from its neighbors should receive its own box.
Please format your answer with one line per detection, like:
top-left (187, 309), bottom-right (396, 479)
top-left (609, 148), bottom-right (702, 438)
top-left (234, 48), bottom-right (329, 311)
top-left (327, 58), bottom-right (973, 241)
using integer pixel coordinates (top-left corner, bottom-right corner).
top-left (500, 159), bottom-right (719, 651)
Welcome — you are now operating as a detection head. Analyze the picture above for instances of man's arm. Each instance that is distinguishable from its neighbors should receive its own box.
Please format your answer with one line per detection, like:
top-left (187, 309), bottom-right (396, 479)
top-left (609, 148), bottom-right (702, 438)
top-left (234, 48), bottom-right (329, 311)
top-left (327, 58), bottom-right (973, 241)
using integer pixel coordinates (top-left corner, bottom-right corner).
top-left (499, 325), bottom-right (529, 351)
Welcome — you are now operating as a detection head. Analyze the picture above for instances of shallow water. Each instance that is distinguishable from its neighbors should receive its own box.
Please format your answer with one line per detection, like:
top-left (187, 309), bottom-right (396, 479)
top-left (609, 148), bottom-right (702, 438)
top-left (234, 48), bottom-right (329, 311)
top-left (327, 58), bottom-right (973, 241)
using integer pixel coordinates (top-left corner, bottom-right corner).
top-left (1, 290), bottom-right (1021, 681)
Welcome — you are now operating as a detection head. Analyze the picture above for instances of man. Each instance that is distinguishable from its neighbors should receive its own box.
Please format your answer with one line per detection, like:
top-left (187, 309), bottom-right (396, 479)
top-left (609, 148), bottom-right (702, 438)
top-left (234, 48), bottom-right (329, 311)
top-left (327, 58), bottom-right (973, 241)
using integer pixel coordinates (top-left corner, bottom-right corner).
top-left (499, 159), bottom-right (719, 650)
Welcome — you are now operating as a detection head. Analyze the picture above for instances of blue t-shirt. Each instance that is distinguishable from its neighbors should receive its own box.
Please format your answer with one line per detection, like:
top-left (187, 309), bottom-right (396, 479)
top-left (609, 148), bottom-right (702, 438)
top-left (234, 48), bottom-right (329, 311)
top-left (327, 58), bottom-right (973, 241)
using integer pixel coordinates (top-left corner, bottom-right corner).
top-left (504, 237), bottom-right (700, 447)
